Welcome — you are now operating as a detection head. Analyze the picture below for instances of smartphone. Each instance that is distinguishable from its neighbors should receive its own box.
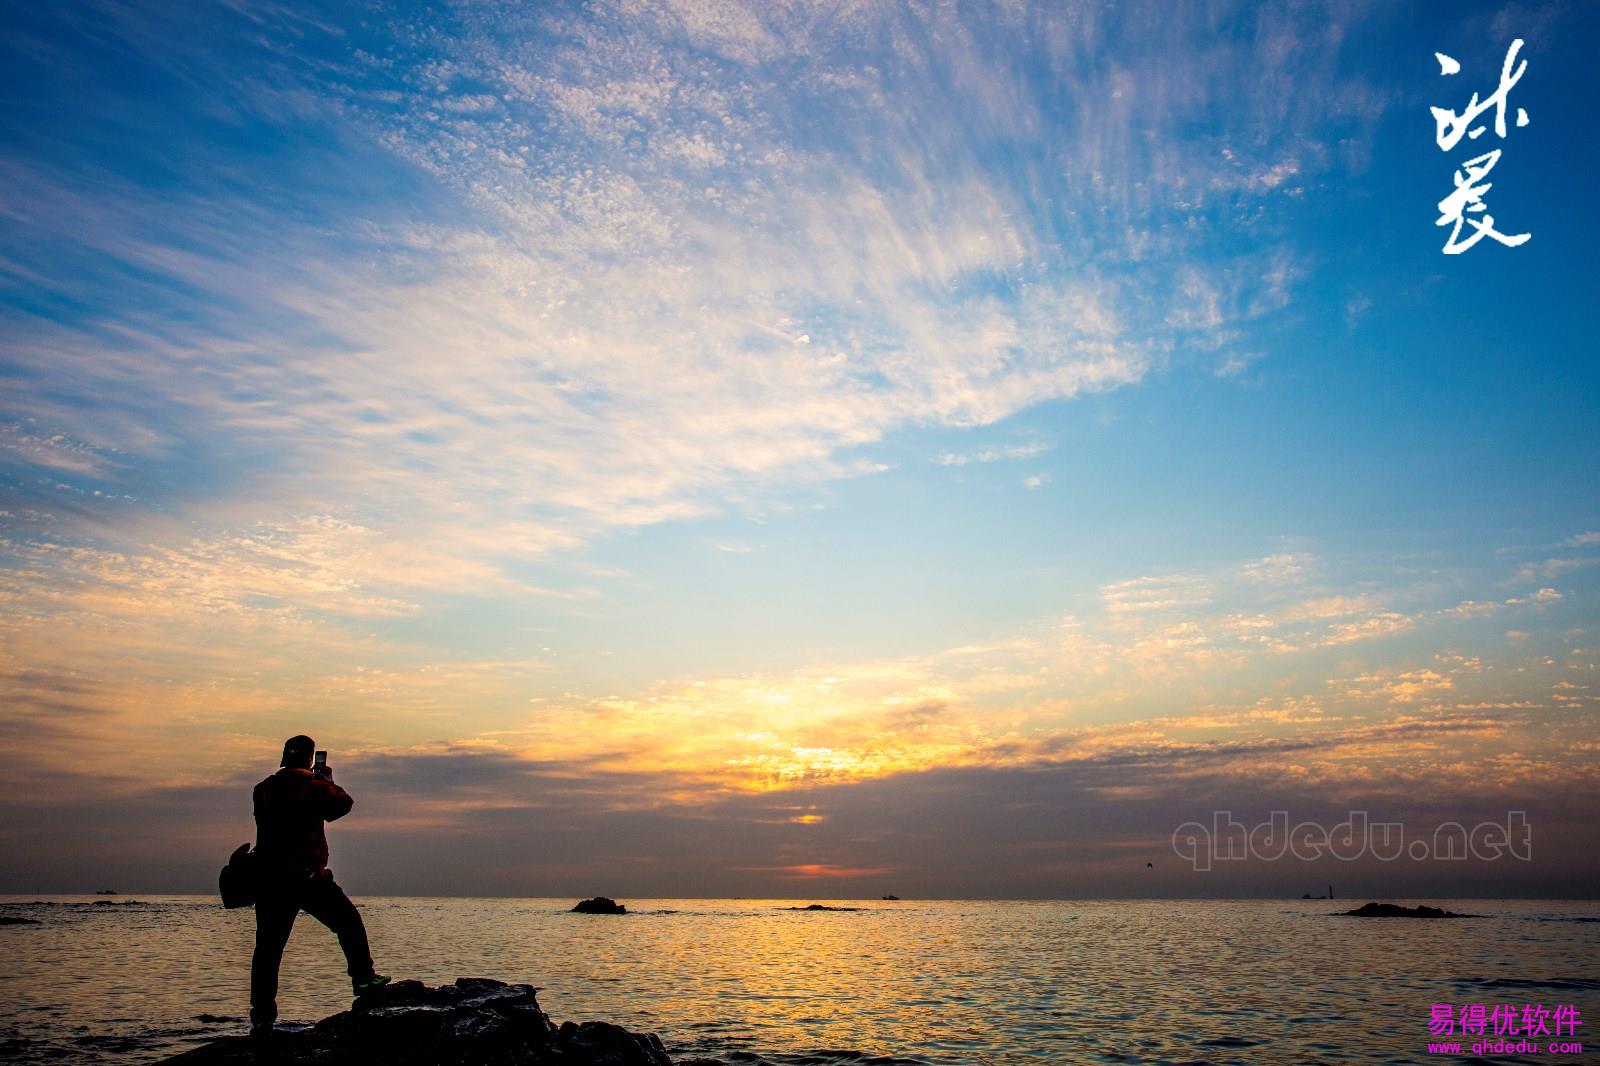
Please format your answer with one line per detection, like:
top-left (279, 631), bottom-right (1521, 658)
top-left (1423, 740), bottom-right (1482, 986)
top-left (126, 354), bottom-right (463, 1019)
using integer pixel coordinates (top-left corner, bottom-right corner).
top-left (313, 750), bottom-right (329, 778)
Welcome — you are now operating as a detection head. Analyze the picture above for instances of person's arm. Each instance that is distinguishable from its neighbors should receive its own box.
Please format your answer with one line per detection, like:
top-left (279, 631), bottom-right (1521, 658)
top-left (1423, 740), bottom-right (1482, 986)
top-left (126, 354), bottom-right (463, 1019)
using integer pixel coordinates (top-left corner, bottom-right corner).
top-left (314, 778), bottom-right (355, 821)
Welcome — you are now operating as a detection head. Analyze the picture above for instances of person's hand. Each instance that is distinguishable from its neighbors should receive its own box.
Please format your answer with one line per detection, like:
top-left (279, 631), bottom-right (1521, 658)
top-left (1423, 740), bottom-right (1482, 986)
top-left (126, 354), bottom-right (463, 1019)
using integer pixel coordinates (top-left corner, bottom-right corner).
top-left (313, 764), bottom-right (333, 781)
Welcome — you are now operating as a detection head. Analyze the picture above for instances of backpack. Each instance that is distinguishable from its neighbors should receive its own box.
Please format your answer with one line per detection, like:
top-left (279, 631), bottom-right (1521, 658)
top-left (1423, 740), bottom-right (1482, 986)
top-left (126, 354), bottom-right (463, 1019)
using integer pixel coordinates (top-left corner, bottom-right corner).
top-left (219, 842), bottom-right (258, 909)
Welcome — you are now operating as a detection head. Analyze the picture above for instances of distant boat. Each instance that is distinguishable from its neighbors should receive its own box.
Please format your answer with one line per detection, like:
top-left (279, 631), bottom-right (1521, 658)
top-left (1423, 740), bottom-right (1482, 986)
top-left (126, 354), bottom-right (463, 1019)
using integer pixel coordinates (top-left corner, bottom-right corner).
top-left (1300, 884), bottom-right (1335, 900)
top-left (95, 889), bottom-right (117, 895)
top-left (881, 894), bottom-right (900, 900)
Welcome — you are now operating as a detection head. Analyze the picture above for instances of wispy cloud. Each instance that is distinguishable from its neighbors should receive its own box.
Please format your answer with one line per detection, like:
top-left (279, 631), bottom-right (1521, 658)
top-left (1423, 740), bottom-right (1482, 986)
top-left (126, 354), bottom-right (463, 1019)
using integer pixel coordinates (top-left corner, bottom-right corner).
top-left (934, 442), bottom-right (1051, 467)
top-left (1, 0), bottom-right (1388, 603)
top-left (1238, 552), bottom-right (1312, 584)
top-left (1101, 574), bottom-right (1213, 614)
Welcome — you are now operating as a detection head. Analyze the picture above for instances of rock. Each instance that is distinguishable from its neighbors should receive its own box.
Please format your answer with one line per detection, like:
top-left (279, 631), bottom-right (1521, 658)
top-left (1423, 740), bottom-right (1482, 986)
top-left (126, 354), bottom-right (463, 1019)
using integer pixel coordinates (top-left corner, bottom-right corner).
top-left (157, 977), bottom-right (671, 1065)
top-left (558, 1020), bottom-right (671, 1066)
top-left (782, 903), bottom-right (859, 911)
top-left (571, 897), bottom-right (627, 914)
top-left (0, 916), bottom-right (40, 925)
top-left (1340, 902), bottom-right (1476, 918)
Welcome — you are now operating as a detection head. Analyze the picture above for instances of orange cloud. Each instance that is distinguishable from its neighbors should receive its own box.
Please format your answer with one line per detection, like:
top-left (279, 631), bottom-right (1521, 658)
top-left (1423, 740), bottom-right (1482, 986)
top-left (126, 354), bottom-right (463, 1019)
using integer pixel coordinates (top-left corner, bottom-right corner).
top-left (739, 864), bottom-right (897, 880)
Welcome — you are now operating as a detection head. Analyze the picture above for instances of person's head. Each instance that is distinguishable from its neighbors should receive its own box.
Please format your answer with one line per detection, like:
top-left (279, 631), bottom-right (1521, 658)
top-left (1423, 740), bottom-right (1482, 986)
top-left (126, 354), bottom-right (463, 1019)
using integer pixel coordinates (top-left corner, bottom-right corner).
top-left (280, 735), bottom-right (315, 770)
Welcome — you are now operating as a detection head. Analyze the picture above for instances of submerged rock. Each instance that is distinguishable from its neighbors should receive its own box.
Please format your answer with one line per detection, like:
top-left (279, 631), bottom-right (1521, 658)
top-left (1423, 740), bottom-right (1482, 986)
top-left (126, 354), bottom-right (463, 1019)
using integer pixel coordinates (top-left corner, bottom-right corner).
top-left (571, 897), bottom-right (627, 914)
top-left (1340, 902), bottom-right (1476, 918)
top-left (158, 977), bottom-right (671, 1065)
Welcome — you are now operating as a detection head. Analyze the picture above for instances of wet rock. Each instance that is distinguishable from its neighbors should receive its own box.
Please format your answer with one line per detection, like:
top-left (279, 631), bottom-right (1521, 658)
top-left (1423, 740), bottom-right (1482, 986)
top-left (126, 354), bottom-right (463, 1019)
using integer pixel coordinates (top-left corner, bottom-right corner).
top-left (558, 1020), bottom-right (672, 1066)
top-left (158, 977), bottom-right (671, 1065)
top-left (571, 897), bottom-right (627, 914)
top-left (1340, 902), bottom-right (1476, 918)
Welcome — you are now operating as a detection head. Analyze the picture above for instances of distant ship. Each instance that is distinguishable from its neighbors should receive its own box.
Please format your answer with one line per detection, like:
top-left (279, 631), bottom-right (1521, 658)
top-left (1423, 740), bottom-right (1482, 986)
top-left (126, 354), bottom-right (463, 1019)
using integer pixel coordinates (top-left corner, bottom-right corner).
top-left (881, 893), bottom-right (900, 900)
top-left (1300, 884), bottom-right (1334, 900)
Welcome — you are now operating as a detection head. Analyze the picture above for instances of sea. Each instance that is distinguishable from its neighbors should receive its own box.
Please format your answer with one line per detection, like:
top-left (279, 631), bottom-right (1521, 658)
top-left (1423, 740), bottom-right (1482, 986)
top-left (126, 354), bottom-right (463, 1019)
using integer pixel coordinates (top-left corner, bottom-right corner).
top-left (0, 896), bottom-right (1596, 1065)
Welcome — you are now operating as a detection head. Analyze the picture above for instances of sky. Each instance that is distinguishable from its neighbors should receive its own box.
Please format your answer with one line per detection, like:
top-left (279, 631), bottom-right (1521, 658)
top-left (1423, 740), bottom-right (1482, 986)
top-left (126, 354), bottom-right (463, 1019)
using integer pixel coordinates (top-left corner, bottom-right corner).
top-left (1, 0), bottom-right (1597, 898)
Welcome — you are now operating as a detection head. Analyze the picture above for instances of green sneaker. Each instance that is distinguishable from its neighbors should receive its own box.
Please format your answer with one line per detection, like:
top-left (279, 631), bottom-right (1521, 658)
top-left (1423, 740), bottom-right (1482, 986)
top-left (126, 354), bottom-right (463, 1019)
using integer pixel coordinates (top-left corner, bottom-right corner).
top-left (352, 974), bottom-right (391, 995)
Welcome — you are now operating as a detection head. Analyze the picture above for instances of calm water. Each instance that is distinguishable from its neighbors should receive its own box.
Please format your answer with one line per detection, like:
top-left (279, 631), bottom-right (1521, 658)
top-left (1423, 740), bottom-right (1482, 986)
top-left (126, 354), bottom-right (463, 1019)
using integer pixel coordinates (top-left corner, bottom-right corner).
top-left (0, 896), bottom-right (1595, 1064)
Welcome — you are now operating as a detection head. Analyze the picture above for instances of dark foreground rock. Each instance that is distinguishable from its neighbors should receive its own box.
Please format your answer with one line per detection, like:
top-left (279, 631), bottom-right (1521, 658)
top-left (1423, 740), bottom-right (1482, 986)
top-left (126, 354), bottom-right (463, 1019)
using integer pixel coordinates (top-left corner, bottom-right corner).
top-left (1341, 902), bottom-right (1476, 918)
top-left (0, 916), bottom-right (40, 925)
top-left (571, 897), bottom-right (627, 914)
top-left (159, 977), bottom-right (671, 1065)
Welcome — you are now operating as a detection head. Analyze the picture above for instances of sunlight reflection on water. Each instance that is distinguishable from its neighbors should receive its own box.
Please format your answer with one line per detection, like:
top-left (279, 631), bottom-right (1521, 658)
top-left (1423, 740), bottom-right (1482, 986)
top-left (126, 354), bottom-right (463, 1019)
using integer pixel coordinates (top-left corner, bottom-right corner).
top-left (1, 897), bottom-right (1596, 1064)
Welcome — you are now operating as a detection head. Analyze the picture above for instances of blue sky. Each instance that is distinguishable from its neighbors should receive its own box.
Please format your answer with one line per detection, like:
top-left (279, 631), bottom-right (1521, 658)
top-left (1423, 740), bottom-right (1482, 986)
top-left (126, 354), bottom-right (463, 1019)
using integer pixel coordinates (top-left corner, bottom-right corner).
top-left (1, 0), bottom-right (1597, 896)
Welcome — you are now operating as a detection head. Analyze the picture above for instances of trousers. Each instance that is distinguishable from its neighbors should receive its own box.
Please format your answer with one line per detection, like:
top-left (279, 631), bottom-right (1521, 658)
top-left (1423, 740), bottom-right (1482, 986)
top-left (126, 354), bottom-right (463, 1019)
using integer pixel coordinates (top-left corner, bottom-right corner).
top-left (250, 868), bottom-right (374, 1026)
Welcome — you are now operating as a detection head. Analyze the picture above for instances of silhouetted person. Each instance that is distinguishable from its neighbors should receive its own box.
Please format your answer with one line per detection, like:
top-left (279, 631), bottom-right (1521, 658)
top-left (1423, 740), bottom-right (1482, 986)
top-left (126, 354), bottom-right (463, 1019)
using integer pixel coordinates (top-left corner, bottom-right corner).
top-left (250, 735), bottom-right (388, 1036)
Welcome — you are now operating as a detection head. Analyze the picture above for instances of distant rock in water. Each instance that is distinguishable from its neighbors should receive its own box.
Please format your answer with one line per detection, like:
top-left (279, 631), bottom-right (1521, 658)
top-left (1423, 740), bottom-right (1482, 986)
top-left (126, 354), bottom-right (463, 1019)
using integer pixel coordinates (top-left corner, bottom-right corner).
top-left (571, 897), bottom-right (627, 914)
top-left (784, 903), bottom-right (860, 911)
top-left (0, 916), bottom-right (40, 925)
top-left (1340, 902), bottom-right (1476, 918)
top-left (158, 977), bottom-right (671, 1065)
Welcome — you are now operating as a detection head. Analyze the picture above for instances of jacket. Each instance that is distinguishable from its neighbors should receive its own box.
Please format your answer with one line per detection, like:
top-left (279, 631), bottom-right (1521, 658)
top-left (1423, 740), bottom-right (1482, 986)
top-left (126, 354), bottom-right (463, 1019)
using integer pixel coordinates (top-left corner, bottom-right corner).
top-left (253, 767), bottom-right (353, 873)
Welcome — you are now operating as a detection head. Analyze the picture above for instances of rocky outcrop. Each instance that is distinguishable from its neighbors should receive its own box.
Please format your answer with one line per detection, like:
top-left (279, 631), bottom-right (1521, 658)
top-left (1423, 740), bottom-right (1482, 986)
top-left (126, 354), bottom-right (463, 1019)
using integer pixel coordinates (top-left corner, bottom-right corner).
top-left (158, 977), bottom-right (671, 1065)
top-left (1340, 902), bottom-right (1476, 918)
top-left (571, 897), bottom-right (627, 914)
top-left (783, 904), bottom-right (859, 911)
top-left (0, 916), bottom-right (40, 925)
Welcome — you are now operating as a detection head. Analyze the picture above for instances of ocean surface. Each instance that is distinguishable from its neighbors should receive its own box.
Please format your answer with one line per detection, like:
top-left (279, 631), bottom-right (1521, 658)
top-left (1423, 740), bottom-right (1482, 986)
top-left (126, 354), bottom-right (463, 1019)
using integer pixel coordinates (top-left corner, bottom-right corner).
top-left (0, 896), bottom-right (1595, 1064)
